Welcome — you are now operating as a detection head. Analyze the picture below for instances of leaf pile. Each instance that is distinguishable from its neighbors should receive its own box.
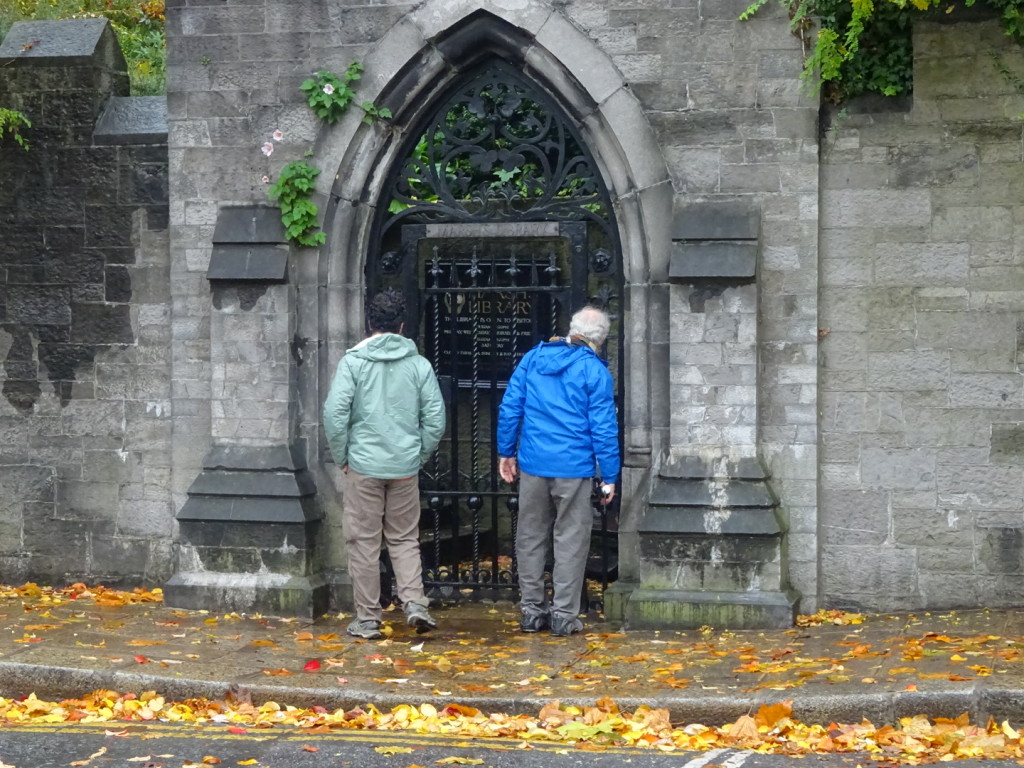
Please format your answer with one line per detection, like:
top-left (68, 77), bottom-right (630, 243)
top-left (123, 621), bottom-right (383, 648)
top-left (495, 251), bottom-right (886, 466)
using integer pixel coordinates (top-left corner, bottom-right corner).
top-left (1, 693), bottom-right (1022, 764)
top-left (0, 583), bottom-right (162, 606)
top-left (796, 609), bottom-right (864, 627)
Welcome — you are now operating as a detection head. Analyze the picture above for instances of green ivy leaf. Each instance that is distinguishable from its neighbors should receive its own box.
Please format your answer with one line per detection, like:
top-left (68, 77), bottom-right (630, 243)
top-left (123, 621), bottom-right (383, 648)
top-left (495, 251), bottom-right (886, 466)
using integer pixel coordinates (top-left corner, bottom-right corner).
top-left (267, 160), bottom-right (323, 248)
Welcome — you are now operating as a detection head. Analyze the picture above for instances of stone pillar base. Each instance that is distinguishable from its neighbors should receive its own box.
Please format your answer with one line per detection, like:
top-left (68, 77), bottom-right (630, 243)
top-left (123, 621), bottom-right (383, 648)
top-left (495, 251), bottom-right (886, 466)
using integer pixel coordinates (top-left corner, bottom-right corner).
top-left (164, 572), bottom-right (329, 619)
top-left (326, 569), bottom-right (354, 614)
top-left (602, 580), bottom-right (635, 622)
top-left (623, 455), bottom-right (800, 629)
top-left (165, 443), bottom-right (327, 617)
top-left (623, 587), bottom-right (798, 630)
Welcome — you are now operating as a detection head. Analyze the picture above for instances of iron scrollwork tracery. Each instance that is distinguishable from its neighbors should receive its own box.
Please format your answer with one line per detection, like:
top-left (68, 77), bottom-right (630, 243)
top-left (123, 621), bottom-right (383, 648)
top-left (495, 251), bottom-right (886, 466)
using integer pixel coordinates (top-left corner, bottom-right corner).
top-left (381, 63), bottom-right (612, 239)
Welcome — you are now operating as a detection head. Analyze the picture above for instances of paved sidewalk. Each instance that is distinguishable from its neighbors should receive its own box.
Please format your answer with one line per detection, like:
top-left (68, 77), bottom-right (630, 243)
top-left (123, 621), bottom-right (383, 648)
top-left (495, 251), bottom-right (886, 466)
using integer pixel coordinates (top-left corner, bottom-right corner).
top-left (1, 593), bottom-right (1023, 726)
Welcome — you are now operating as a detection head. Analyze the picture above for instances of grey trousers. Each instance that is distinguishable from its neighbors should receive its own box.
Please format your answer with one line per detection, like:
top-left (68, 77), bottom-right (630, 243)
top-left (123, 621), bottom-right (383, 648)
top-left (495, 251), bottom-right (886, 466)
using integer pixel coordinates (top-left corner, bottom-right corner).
top-left (343, 469), bottom-right (427, 623)
top-left (516, 471), bottom-right (593, 622)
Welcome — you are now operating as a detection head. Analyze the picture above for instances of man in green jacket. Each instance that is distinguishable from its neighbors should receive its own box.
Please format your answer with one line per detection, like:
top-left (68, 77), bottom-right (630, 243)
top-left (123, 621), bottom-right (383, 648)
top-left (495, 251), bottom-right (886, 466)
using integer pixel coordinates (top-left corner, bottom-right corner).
top-left (323, 289), bottom-right (446, 639)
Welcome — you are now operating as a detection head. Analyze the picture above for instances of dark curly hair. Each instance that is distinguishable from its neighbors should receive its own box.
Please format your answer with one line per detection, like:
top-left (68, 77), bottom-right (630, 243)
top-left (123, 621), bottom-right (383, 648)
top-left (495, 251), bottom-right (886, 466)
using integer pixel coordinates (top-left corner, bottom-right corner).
top-left (367, 288), bottom-right (406, 334)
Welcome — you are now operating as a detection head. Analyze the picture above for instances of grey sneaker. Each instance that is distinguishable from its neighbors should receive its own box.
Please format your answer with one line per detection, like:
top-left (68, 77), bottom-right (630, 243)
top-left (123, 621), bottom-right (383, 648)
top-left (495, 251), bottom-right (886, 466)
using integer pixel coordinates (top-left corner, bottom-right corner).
top-left (346, 619), bottom-right (383, 640)
top-left (405, 604), bottom-right (437, 634)
top-left (550, 616), bottom-right (584, 637)
top-left (519, 613), bottom-right (549, 633)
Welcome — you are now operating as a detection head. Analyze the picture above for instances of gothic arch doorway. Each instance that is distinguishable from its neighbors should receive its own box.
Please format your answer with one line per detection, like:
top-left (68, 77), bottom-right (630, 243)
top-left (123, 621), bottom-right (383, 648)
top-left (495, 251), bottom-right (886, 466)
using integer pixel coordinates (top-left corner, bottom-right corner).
top-left (366, 59), bottom-right (623, 603)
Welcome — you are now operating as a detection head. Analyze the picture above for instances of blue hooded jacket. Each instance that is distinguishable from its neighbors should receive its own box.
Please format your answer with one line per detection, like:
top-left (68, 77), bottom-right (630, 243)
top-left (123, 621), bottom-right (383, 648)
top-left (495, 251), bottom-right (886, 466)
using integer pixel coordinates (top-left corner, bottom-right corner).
top-left (497, 339), bottom-right (620, 483)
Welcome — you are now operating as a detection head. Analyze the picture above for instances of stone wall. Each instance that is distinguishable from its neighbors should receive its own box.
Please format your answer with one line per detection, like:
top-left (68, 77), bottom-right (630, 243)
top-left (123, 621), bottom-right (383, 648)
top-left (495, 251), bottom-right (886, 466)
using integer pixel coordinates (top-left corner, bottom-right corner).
top-left (163, 0), bottom-right (819, 615)
top-left (819, 19), bottom-right (1024, 611)
top-left (4, 3), bottom-right (1023, 618)
top-left (0, 19), bottom-right (172, 586)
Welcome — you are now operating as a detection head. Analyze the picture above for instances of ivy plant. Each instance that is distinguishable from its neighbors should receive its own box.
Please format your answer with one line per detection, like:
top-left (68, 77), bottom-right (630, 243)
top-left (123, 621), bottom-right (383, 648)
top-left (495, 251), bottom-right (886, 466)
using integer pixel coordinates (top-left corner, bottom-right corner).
top-left (0, 108), bottom-right (31, 150)
top-left (267, 161), bottom-right (326, 247)
top-left (742, 0), bottom-right (1024, 102)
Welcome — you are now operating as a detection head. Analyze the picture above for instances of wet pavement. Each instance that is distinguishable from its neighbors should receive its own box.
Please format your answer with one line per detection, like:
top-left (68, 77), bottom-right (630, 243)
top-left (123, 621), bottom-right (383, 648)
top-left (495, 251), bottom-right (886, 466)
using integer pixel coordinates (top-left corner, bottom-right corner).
top-left (2, 592), bottom-right (1024, 727)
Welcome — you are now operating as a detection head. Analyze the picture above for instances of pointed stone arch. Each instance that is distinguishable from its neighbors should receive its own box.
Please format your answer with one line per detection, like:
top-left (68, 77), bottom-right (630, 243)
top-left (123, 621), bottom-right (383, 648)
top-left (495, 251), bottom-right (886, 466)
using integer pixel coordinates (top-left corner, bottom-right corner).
top-left (310, 2), bottom-right (672, 587)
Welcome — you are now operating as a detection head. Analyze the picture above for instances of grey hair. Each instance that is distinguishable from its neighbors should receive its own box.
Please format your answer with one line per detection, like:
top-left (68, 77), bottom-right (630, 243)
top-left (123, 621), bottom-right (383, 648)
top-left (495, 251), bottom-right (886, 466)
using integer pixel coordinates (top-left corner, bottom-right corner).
top-left (569, 306), bottom-right (610, 347)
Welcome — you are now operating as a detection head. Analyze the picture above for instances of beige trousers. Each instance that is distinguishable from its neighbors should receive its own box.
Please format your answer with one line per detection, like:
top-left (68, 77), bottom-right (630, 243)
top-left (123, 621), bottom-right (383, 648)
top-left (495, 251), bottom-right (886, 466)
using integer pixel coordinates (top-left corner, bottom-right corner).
top-left (343, 469), bottom-right (427, 622)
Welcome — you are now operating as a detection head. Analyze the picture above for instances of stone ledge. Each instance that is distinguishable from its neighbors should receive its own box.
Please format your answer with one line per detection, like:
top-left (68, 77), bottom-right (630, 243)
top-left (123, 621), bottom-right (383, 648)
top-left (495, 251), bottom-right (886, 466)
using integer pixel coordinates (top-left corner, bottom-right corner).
top-left (204, 443), bottom-right (306, 472)
top-left (207, 245), bottom-right (289, 282)
top-left (208, 206), bottom-right (288, 283)
top-left (93, 96), bottom-right (167, 144)
top-left (212, 206), bottom-right (286, 244)
top-left (660, 456), bottom-right (769, 480)
top-left (648, 477), bottom-right (777, 509)
top-left (0, 18), bottom-right (110, 63)
top-left (670, 241), bottom-right (757, 279)
top-left (639, 506), bottom-right (784, 535)
top-left (672, 200), bottom-right (760, 241)
top-left (187, 469), bottom-right (316, 499)
top-left (624, 587), bottom-right (799, 630)
top-left (176, 496), bottom-right (320, 524)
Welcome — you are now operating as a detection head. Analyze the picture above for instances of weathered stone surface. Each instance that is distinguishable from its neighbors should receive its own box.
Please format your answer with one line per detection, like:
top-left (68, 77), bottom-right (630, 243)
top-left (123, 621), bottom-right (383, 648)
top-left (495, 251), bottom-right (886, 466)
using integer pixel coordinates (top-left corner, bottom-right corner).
top-left (873, 243), bottom-right (968, 286)
top-left (669, 241), bottom-right (758, 279)
top-left (672, 200), bottom-right (760, 240)
top-left (821, 19), bottom-right (1024, 606)
top-left (0, 18), bottom-right (111, 60)
top-left (94, 96), bottom-right (168, 144)
top-left (207, 245), bottom-right (289, 282)
top-left (991, 423), bottom-right (1024, 464)
top-left (624, 588), bottom-right (798, 630)
top-left (0, 18), bottom-right (171, 585)
top-left (212, 207), bottom-right (286, 245)
top-left (5, 5), bottom-right (1024, 620)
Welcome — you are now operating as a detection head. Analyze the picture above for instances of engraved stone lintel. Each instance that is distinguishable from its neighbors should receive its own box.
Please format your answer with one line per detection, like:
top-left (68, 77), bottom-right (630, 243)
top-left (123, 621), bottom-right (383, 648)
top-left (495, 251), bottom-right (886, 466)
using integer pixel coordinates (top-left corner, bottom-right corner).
top-left (424, 222), bottom-right (561, 239)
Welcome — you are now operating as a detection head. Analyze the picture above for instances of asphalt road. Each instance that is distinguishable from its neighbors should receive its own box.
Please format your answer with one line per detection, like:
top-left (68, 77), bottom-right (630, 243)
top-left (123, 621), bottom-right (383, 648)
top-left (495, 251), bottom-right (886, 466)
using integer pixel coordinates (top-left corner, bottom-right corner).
top-left (0, 724), bottom-right (1014, 768)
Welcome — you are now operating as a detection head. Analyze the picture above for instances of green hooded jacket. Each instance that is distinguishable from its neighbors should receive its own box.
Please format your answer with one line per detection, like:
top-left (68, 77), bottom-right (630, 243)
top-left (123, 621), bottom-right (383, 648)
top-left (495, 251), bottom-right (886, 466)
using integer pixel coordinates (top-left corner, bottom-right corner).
top-left (322, 333), bottom-right (445, 479)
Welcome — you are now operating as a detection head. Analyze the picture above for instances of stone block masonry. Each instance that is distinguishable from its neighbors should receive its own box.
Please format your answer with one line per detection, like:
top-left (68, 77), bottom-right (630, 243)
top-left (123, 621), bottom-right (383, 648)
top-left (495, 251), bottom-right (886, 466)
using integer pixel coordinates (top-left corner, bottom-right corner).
top-left (0, 19), bottom-right (172, 586)
top-left (3, 2), bottom-right (1024, 621)
top-left (818, 18), bottom-right (1024, 611)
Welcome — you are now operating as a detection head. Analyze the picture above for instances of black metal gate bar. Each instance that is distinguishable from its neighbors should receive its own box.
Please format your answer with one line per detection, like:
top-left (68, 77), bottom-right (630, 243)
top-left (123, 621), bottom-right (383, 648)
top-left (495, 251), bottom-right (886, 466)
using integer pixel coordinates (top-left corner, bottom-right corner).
top-left (487, 251), bottom-right (501, 588)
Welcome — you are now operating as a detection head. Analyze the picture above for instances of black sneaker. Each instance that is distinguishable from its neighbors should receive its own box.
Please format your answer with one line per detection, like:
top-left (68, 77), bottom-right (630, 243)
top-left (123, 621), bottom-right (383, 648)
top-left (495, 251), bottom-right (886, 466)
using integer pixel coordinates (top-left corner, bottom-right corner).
top-left (550, 616), bottom-right (583, 637)
top-left (519, 613), bottom-right (550, 633)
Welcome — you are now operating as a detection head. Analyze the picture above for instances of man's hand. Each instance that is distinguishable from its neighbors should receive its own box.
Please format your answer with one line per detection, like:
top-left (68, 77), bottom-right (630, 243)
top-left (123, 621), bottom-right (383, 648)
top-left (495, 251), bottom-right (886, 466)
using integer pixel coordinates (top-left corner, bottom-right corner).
top-left (600, 483), bottom-right (616, 505)
top-left (499, 456), bottom-right (518, 484)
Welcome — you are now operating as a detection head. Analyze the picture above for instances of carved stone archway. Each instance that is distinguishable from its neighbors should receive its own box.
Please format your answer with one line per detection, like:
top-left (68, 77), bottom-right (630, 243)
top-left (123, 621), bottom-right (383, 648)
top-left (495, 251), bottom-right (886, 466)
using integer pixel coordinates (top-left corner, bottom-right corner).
top-left (311, 5), bottom-right (672, 610)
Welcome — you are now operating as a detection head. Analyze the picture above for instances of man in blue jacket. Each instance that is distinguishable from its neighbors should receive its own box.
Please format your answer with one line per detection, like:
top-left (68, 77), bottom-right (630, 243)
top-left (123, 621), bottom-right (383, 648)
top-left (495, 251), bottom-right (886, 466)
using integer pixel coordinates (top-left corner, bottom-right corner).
top-left (497, 306), bottom-right (620, 637)
top-left (323, 289), bottom-right (446, 640)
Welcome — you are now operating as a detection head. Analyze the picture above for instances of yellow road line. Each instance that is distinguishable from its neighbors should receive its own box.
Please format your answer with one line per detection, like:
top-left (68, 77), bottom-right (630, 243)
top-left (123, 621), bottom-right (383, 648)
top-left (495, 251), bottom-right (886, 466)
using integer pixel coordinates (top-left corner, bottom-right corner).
top-left (0, 721), bottom-right (654, 755)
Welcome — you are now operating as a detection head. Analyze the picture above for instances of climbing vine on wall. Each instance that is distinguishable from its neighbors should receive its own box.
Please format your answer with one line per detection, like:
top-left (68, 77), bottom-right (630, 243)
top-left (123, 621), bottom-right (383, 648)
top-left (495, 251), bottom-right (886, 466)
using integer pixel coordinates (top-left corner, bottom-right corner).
top-left (742, 0), bottom-right (1024, 101)
top-left (264, 63), bottom-right (390, 248)
top-left (267, 160), bottom-right (325, 247)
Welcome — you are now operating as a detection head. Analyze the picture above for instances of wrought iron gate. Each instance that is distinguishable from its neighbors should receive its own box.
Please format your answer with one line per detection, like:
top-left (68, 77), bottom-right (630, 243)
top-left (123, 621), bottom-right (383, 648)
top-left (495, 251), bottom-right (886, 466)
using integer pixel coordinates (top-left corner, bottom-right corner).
top-left (365, 60), bottom-right (622, 604)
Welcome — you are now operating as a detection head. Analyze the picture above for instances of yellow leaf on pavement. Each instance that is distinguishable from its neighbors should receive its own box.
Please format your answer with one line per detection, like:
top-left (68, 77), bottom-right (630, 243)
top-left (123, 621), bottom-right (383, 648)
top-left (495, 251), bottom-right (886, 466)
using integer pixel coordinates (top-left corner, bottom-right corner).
top-left (435, 759), bottom-right (484, 765)
top-left (375, 746), bottom-right (414, 755)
